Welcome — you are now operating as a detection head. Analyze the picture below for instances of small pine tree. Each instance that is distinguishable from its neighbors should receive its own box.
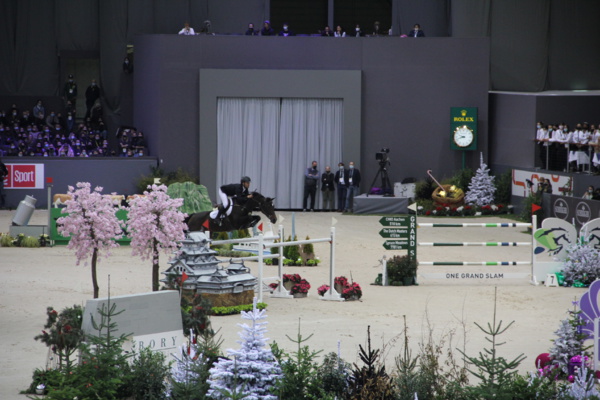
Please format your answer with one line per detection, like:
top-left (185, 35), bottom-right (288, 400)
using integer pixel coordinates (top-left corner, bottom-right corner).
top-left (465, 153), bottom-right (496, 206)
top-left (548, 305), bottom-right (588, 376)
top-left (459, 287), bottom-right (525, 398)
top-left (207, 298), bottom-right (281, 399)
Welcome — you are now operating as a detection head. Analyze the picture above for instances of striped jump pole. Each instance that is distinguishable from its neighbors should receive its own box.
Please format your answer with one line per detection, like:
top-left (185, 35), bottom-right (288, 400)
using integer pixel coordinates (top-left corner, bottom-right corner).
top-left (418, 242), bottom-right (531, 247)
top-left (417, 223), bottom-right (531, 228)
top-left (419, 261), bottom-right (530, 266)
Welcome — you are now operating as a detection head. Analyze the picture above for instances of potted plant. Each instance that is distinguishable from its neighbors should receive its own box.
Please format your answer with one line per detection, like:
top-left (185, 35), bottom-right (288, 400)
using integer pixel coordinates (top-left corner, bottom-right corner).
top-left (35, 383), bottom-right (46, 395)
top-left (290, 278), bottom-right (311, 298)
top-left (341, 282), bottom-right (362, 301)
top-left (386, 255), bottom-right (418, 286)
top-left (334, 276), bottom-right (349, 294)
top-left (282, 273), bottom-right (303, 291)
top-left (317, 284), bottom-right (330, 296)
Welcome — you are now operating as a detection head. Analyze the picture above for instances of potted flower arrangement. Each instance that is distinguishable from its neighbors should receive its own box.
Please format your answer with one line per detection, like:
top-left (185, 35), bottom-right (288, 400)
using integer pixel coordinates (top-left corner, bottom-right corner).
top-left (290, 278), bottom-right (311, 298)
top-left (282, 273), bottom-right (303, 290)
top-left (334, 276), bottom-right (349, 294)
top-left (341, 282), bottom-right (362, 301)
top-left (386, 255), bottom-right (418, 286)
top-left (317, 284), bottom-right (330, 296)
top-left (36, 383), bottom-right (46, 395)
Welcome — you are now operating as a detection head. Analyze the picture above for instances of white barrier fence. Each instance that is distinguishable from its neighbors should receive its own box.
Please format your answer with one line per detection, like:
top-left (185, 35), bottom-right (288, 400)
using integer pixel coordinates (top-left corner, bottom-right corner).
top-left (211, 225), bottom-right (342, 302)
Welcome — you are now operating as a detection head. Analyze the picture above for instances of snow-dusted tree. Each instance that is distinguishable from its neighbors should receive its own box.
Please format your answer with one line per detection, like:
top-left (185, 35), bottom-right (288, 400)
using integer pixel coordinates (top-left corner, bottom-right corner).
top-left (564, 356), bottom-right (600, 398)
top-left (560, 240), bottom-right (600, 286)
top-left (465, 153), bottom-right (496, 206)
top-left (548, 310), bottom-right (587, 376)
top-left (126, 184), bottom-right (187, 291)
top-left (57, 182), bottom-right (123, 298)
top-left (207, 298), bottom-right (282, 399)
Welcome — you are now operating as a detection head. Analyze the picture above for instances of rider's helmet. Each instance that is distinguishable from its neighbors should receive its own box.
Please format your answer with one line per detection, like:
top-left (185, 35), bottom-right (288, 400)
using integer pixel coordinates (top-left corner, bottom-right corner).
top-left (241, 176), bottom-right (251, 184)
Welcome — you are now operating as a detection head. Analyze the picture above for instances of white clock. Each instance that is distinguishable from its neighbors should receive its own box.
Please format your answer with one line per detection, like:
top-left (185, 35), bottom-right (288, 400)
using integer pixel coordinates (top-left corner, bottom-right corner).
top-left (453, 126), bottom-right (474, 148)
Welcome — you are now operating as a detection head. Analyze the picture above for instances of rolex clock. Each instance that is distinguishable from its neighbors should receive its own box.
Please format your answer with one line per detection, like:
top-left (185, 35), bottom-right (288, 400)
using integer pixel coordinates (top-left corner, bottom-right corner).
top-left (453, 125), bottom-right (474, 148)
top-left (450, 107), bottom-right (477, 151)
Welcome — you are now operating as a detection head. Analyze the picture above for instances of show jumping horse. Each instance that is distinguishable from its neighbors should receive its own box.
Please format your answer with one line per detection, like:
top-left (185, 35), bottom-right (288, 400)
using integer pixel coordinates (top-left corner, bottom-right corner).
top-left (184, 191), bottom-right (277, 232)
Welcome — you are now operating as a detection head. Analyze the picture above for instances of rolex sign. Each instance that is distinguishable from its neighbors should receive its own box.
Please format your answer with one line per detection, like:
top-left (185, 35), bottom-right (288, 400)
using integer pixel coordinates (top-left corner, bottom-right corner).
top-left (450, 107), bottom-right (478, 151)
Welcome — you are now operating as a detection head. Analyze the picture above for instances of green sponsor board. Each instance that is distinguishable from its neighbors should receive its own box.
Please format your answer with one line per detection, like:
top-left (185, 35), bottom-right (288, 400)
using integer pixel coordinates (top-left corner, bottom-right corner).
top-left (50, 207), bottom-right (131, 245)
top-left (383, 240), bottom-right (409, 250)
top-left (378, 216), bottom-right (412, 226)
top-left (379, 214), bottom-right (417, 259)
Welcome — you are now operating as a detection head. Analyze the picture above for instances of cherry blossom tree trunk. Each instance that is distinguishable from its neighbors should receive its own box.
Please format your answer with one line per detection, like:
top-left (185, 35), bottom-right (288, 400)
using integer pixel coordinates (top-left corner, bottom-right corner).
top-left (91, 247), bottom-right (99, 298)
top-left (152, 238), bottom-right (159, 291)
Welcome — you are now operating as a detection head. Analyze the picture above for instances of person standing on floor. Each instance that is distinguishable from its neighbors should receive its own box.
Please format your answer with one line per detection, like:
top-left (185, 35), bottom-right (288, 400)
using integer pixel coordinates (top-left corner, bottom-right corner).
top-left (0, 158), bottom-right (8, 209)
top-left (321, 165), bottom-right (335, 211)
top-left (344, 161), bottom-right (361, 213)
top-left (334, 162), bottom-right (347, 212)
top-left (303, 161), bottom-right (319, 211)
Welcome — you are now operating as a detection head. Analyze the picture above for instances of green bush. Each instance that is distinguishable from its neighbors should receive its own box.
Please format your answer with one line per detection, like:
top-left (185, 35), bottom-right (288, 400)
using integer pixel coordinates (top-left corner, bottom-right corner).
top-left (128, 347), bottom-right (171, 400)
top-left (0, 233), bottom-right (14, 247)
top-left (494, 170), bottom-right (512, 205)
top-left (519, 193), bottom-right (543, 226)
top-left (415, 178), bottom-right (435, 200)
top-left (22, 368), bottom-right (64, 395)
top-left (21, 235), bottom-right (41, 247)
top-left (211, 302), bottom-right (268, 316)
top-left (386, 255), bottom-right (418, 285)
top-left (447, 168), bottom-right (474, 192)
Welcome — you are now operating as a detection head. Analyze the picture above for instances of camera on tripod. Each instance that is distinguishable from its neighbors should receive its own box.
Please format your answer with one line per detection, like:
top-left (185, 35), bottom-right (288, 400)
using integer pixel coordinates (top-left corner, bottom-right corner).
top-left (375, 148), bottom-right (390, 165)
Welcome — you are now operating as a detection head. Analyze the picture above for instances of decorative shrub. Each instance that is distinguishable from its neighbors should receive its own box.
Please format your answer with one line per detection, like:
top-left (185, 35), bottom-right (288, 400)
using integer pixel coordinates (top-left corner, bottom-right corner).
top-left (560, 240), bottom-right (600, 286)
top-left (317, 284), bottom-right (330, 296)
top-left (386, 255), bottom-right (417, 285)
top-left (0, 233), bottom-right (13, 247)
top-left (334, 276), bottom-right (349, 287)
top-left (341, 282), bottom-right (362, 300)
top-left (283, 274), bottom-right (303, 284)
top-left (21, 235), bottom-right (41, 247)
top-left (290, 279), bottom-right (311, 294)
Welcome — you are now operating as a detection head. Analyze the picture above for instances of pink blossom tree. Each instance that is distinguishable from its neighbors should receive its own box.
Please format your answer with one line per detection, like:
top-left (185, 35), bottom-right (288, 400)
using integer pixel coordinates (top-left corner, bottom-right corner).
top-left (57, 182), bottom-right (123, 298)
top-left (126, 184), bottom-right (187, 291)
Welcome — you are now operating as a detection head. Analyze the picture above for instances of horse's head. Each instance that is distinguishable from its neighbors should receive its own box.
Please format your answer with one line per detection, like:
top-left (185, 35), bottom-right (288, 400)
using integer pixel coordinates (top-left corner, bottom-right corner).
top-left (251, 191), bottom-right (277, 224)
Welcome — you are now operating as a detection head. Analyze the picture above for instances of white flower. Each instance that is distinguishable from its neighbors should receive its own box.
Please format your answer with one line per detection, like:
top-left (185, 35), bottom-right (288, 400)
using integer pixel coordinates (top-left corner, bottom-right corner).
top-left (491, 205), bottom-right (498, 211)
top-left (417, 206), bottom-right (423, 210)
top-left (432, 210), bottom-right (437, 214)
top-left (457, 206), bottom-right (464, 212)
top-left (36, 384), bottom-right (45, 390)
top-left (475, 212), bottom-right (482, 216)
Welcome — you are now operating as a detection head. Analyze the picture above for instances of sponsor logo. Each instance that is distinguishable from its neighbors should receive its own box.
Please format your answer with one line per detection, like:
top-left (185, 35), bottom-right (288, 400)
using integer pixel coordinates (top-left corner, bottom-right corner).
top-left (575, 202), bottom-right (591, 225)
top-left (553, 198), bottom-right (569, 220)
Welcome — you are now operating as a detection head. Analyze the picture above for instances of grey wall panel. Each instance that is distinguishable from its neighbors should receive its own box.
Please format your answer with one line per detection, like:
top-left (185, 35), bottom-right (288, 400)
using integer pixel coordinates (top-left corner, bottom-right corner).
top-left (134, 35), bottom-right (490, 203)
top-left (489, 93), bottom-right (537, 170)
top-left (1, 158), bottom-right (158, 209)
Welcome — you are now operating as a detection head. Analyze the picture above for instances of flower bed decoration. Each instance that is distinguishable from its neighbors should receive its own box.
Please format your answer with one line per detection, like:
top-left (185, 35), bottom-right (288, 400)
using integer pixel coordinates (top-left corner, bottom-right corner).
top-left (317, 284), bottom-right (330, 296)
top-left (341, 282), bottom-right (362, 300)
top-left (290, 279), bottom-right (311, 297)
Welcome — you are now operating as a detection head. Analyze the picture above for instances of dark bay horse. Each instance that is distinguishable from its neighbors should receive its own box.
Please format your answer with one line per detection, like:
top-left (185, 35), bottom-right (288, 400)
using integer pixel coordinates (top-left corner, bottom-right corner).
top-left (185, 191), bottom-right (277, 232)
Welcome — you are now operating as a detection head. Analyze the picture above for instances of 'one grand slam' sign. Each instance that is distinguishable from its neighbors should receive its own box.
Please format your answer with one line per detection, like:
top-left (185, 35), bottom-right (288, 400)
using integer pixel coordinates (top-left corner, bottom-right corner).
top-left (82, 291), bottom-right (184, 360)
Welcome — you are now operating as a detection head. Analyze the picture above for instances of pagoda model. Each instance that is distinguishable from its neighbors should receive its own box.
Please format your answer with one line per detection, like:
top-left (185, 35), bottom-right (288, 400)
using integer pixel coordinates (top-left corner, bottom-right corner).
top-left (162, 232), bottom-right (257, 307)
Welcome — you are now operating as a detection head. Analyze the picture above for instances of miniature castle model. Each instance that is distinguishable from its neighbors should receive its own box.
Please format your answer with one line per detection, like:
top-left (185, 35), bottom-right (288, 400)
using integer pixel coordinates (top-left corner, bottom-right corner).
top-left (162, 232), bottom-right (257, 307)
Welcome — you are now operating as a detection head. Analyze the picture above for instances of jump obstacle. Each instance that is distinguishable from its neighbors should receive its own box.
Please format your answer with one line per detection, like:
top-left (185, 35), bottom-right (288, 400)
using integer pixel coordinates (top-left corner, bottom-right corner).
top-left (210, 225), bottom-right (342, 302)
top-left (415, 216), bottom-right (537, 281)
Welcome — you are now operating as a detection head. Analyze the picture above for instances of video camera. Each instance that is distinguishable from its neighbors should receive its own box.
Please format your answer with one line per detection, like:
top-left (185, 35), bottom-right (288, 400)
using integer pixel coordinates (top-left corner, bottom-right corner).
top-left (375, 148), bottom-right (390, 163)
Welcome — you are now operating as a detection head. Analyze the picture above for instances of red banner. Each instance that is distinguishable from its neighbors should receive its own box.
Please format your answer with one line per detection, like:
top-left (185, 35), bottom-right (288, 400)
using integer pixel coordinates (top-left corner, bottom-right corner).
top-left (4, 164), bottom-right (45, 189)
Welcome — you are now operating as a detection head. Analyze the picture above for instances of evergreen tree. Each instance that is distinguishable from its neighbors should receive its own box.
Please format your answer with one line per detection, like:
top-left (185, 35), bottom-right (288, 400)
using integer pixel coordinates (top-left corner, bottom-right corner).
top-left (207, 298), bottom-right (281, 399)
top-left (465, 153), bottom-right (496, 206)
top-left (560, 240), bottom-right (600, 286)
top-left (548, 308), bottom-right (588, 376)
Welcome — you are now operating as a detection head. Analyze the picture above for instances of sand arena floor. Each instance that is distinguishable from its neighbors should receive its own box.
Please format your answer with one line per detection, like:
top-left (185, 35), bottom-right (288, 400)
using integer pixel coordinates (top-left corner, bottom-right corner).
top-left (0, 209), bottom-right (585, 399)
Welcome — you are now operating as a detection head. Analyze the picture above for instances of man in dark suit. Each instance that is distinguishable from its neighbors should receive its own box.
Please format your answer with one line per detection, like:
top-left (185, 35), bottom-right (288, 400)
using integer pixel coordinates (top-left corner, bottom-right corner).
top-left (344, 161), bottom-right (361, 213)
top-left (321, 165), bottom-right (335, 211)
top-left (334, 162), bottom-right (347, 212)
top-left (408, 24), bottom-right (425, 37)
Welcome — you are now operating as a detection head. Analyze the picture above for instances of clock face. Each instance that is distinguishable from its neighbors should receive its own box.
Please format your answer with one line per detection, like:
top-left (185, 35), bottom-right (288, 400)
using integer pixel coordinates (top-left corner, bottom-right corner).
top-left (453, 126), bottom-right (474, 147)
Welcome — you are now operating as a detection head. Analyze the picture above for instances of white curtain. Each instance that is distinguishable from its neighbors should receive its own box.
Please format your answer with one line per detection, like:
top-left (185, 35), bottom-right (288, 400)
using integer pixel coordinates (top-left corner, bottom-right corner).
top-left (217, 97), bottom-right (343, 209)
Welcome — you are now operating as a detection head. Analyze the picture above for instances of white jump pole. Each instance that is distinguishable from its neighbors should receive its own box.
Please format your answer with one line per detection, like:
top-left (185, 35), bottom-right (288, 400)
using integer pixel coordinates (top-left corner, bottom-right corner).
top-left (257, 232), bottom-right (264, 303)
top-left (531, 214), bottom-right (537, 285)
top-left (321, 226), bottom-right (343, 301)
top-left (271, 224), bottom-right (292, 298)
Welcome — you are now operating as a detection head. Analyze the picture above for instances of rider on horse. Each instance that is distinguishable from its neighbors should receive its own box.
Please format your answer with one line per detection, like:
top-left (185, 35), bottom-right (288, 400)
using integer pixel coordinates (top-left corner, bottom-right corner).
top-left (209, 176), bottom-right (253, 225)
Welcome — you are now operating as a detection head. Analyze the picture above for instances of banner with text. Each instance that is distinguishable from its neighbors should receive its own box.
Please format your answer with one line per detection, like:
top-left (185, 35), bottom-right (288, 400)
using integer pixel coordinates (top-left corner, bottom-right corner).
top-left (4, 163), bottom-right (45, 189)
top-left (511, 169), bottom-right (570, 198)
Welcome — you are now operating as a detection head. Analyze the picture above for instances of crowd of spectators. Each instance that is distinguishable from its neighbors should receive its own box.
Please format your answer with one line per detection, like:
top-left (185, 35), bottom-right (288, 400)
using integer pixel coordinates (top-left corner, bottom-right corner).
top-left (535, 121), bottom-right (600, 173)
top-left (183, 20), bottom-right (425, 38)
top-left (0, 101), bottom-right (147, 158)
